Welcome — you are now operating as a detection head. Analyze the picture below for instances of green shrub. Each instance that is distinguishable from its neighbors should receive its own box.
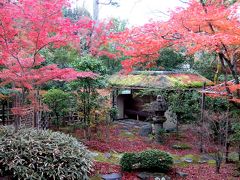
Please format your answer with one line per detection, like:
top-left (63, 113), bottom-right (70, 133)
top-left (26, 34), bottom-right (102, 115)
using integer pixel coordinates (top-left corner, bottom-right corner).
top-left (0, 125), bottom-right (14, 137)
top-left (120, 150), bottom-right (173, 172)
top-left (140, 150), bottom-right (173, 172)
top-left (0, 126), bottom-right (92, 180)
top-left (172, 143), bottom-right (192, 150)
top-left (120, 153), bottom-right (140, 172)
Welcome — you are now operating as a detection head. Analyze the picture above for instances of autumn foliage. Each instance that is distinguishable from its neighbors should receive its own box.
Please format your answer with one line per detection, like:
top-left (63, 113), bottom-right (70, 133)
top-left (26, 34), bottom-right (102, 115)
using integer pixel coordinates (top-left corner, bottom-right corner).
top-left (0, 0), bottom-right (100, 90)
top-left (111, 0), bottom-right (240, 100)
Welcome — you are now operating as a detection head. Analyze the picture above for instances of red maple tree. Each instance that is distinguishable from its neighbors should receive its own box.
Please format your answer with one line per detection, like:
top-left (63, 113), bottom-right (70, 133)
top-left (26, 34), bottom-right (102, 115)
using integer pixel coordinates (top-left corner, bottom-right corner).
top-left (111, 0), bottom-right (240, 100)
top-left (0, 0), bottom-right (101, 121)
top-left (0, 0), bottom-right (97, 90)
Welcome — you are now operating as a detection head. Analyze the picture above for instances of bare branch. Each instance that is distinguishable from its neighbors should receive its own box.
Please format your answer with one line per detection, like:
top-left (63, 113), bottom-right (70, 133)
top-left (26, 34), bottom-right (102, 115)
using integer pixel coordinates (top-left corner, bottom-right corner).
top-left (98, 0), bottom-right (119, 7)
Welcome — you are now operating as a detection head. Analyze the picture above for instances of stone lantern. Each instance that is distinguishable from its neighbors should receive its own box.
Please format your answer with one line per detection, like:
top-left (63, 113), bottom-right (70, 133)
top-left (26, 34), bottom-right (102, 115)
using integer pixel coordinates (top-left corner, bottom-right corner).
top-left (145, 95), bottom-right (168, 142)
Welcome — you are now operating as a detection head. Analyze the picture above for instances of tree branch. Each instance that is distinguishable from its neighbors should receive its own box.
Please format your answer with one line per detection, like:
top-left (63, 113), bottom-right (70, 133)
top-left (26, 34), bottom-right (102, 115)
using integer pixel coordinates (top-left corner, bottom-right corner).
top-left (98, 0), bottom-right (119, 6)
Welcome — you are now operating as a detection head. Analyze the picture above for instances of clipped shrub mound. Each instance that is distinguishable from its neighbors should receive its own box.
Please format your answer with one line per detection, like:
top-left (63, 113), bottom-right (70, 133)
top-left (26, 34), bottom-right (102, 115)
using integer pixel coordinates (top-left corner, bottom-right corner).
top-left (120, 153), bottom-right (140, 172)
top-left (172, 143), bottom-right (192, 150)
top-left (0, 126), bottom-right (92, 180)
top-left (120, 149), bottom-right (173, 172)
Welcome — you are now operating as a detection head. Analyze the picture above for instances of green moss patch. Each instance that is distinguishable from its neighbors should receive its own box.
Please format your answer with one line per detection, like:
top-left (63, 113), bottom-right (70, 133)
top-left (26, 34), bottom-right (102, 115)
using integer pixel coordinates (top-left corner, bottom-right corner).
top-left (93, 151), bottom-right (122, 165)
top-left (108, 72), bottom-right (213, 89)
top-left (207, 160), bottom-right (216, 166)
top-left (172, 143), bottom-right (192, 150)
top-left (120, 131), bottom-right (136, 139)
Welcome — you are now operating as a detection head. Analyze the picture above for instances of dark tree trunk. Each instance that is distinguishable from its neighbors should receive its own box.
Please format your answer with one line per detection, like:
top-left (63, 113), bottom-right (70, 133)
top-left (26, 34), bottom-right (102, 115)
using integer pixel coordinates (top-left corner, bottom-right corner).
top-left (215, 152), bottom-right (223, 174)
top-left (216, 161), bottom-right (221, 174)
top-left (2, 100), bottom-right (5, 126)
top-left (200, 83), bottom-right (206, 153)
top-left (238, 145), bottom-right (240, 161)
top-left (225, 142), bottom-right (230, 163)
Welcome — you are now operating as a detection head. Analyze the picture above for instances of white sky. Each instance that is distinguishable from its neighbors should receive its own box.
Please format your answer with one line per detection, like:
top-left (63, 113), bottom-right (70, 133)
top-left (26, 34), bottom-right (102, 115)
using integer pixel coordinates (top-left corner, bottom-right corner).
top-left (73, 0), bottom-right (186, 26)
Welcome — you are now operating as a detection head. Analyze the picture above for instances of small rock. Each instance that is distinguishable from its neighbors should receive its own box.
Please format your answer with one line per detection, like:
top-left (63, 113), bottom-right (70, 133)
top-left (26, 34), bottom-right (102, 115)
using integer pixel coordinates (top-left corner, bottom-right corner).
top-left (124, 131), bottom-right (133, 135)
top-left (165, 128), bottom-right (176, 133)
top-left (134, 125), bottom-right (141, 128)
top-left (176, 171), bottom-right (188, 178)
top-left (173, 160), bottom-right (181, 164)
top-left (101, 173), bottom-right (122, 180)
top-left (137, 172), bottom-right (149, 180)
top-left (198, 159), bottom-right (207, 164)
top-left (200, 154), bottom-right (214, 161)
top-left (137, 172), bottom-right (170, 180)
top-left (139, 125), bottom-right (152, 137)
top-left (104, 152), bottom-right (112, 159)
top-left (183, 158), bottom-right (193, 163)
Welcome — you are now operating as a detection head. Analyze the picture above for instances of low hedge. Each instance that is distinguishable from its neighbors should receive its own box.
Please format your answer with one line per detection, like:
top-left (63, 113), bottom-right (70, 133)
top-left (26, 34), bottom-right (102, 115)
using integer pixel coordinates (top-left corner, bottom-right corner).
top-left (120, 149), bottom-right (173, 172)
top-left (0, 126), bottom-right (93, 180)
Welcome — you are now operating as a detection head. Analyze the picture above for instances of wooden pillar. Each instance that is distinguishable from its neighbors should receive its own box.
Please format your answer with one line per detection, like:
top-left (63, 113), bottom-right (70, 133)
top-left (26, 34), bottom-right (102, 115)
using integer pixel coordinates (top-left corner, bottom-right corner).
top-left (200, 82), bottom-right (206, 153)
top-left (111, 89), bottom-right (118, 121)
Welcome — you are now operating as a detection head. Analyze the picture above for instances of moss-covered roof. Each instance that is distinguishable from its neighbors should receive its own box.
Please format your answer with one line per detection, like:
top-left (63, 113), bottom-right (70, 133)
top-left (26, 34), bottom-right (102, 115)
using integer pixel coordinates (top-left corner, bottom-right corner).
top-left (108, 71), bottom-right (213, 89)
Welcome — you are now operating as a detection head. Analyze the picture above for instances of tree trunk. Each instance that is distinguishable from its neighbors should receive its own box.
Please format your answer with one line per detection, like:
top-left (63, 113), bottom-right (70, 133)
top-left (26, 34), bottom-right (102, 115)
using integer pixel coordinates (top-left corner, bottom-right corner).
top-left (215, 152), bottom-right (222, 174)
top-left (216, 160), bottom-right (221, 174)
top-left (238, 145), bottom-right (240, 161)
top-left (225, 142), bottom-right (230, 163)
top-left (56, 112), bottom-right (60, 128)
top-left (2, 100), bottom-right (5, 126)
top-left (200, 83), bottom-right (206, 153)
top-left (225, 112), bottom-right (230, 163)
top-left (106, 115), bottom-right (110, 143)
top-left (93, 0), bottom-right (99, 21)
top-left (176, 115), bottom-right (179, 139)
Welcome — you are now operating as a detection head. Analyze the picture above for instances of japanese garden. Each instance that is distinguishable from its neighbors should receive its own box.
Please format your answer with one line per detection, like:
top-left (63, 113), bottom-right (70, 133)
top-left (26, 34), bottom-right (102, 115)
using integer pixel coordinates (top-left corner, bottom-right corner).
top-left (0, 0), bottom-right (240, 179)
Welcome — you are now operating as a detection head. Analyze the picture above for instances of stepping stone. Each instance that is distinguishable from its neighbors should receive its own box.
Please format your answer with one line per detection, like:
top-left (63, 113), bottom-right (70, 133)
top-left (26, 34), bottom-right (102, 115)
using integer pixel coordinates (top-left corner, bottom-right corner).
top-left (137, 172), bottom-right (171, 180)
top-left (198, 159), bottom-right (207, 164)
top-left (124, 131), bottom-right (133, 135)
top-left (104, 152), bottom-right (111, 159)
top-left (183, 158), bottom-right (193, 163)
top-left (173, 160), bottom-right (181, 164)
top-left (176, 171), bottom-right (188, 178)
top-left (139, 125), bottom-right (152, 137)
top-left (101, 173), bottom-right (122, 180)
top-left (200, 154), bottom-right (214, 161)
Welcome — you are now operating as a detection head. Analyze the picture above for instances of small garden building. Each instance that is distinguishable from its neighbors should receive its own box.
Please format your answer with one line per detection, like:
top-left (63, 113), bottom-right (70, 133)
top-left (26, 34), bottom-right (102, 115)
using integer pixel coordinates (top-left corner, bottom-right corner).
top-left (109, 71), bottom-right (213, 129)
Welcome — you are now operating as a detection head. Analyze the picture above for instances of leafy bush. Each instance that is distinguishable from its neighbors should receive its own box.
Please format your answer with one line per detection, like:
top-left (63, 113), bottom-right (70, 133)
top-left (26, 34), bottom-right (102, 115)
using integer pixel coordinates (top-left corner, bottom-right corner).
top-left (109, 106), bottom-right (119, 120)
top-left (0, 126), bottom-right (92, 179)
top-left (43, 88), bottom-right (70, 124)
top-left (120, 153), bottom-right (140, 172)
top-left (140, 150), bottom-right (173, 172)
top-left (0, 125), bottom-right (14, 137)
top-left (172, 143), bottom-right (192, 150)
top-left (120, 150), bottom-right (173, 172)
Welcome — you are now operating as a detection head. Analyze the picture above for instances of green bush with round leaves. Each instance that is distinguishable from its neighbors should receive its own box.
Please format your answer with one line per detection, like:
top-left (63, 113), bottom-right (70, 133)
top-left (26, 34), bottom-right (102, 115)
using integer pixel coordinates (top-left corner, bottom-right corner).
top-left (120, 149), bottom-right (173, 172)
top-left (0, 126), bottom-right (92, 180)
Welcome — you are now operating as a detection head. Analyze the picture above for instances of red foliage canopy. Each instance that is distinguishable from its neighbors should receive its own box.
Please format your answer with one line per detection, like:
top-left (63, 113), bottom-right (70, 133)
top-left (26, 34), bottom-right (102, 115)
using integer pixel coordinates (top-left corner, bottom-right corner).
top-left (112, 0), bottom-right (240, 71)
top-left (111, 0), bottom-right (240, 100)
top-left (0, 0), bottom-right (98, 90)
